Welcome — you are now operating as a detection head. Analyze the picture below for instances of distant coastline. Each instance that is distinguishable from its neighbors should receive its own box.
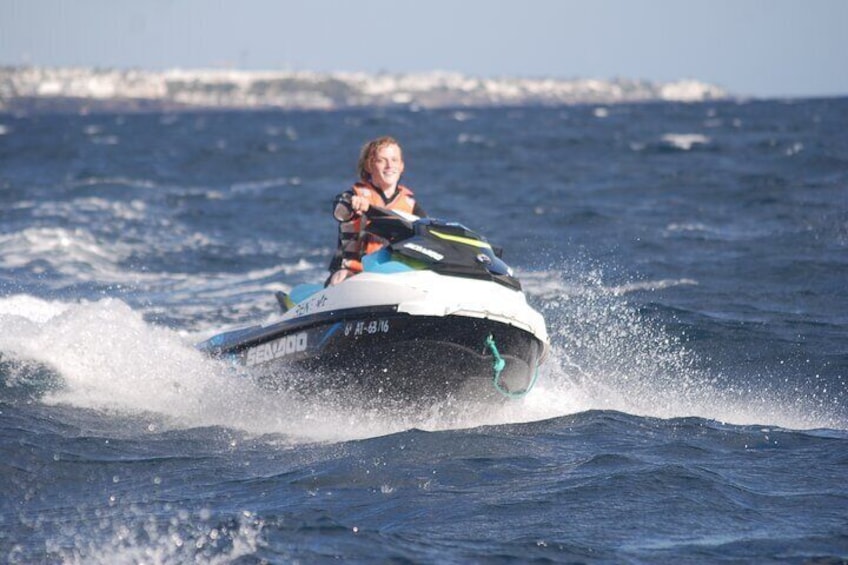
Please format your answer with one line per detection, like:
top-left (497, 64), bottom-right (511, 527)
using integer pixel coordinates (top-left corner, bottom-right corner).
top-left (0, 66), bottom-right (730, 114)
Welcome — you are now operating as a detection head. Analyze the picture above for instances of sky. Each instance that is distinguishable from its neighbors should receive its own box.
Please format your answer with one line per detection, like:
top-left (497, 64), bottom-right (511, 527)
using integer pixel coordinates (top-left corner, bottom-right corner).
top-left (1, 0), bottom-right (846, 98)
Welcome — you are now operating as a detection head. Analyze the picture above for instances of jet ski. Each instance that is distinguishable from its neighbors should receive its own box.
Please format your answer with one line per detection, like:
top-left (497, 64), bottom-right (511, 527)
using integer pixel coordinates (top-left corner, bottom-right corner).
top-left (197, 207), bottom-right (549, 402)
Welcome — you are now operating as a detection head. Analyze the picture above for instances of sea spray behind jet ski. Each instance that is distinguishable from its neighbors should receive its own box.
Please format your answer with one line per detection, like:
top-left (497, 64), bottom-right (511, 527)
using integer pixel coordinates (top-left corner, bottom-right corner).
top-left (197, 207), bottom-right (549, 402)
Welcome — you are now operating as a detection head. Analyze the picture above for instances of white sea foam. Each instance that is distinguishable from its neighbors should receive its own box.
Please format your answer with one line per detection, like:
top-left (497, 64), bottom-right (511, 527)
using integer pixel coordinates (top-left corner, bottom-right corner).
top-left (0, 220), bottom-right (325, 336)
top-left (67, 175), bottom-right (158, 190)
top-left (0, 294), bottom-right (71, 323)
top-left (660, 133), bottom-right (711, 150)
top-left (3, 259), bottom-right (838, 445)
top-left (0, 296), bottom-right (272, 430)
top-left (230, 177), bottom-right (302, 194)
top-left (515, 270), bottom-right (843, 431)
top-left (456, 132), bottom-right (492, 146)
top-left (519, 269), bottom-right (698, 299)
top-left (0, 295), bottom-right (457, 442)
top-left (604, 278), bottom-right (699, 296)
top-left (0, 227), bottom-right (131, 275)
top-left (664, 221), bottom-right (775, 241)
top-left (35, 196), bottom-right (148, 221)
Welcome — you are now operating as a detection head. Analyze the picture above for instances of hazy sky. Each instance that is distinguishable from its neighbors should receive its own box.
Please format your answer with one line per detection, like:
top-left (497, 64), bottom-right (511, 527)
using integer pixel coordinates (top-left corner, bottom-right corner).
top-left (2, 0), bottom-right (846, 98)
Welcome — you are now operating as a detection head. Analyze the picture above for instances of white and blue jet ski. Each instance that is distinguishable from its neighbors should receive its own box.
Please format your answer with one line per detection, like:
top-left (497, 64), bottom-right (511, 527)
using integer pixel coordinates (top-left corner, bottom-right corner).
top-left (197, 207), bottom-right (549, 401)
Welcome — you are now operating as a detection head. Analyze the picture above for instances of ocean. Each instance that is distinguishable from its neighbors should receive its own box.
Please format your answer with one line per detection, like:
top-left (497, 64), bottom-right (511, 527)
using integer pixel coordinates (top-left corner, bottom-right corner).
top-left (1, 98), bottom-right (846, 563)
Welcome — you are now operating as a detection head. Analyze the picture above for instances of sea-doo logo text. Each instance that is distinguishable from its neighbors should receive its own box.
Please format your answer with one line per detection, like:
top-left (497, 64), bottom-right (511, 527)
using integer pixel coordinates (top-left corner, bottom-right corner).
top-left (404, 243), bottom-right (444, 261)
top-left (245, 333), bottom-right (307, 366)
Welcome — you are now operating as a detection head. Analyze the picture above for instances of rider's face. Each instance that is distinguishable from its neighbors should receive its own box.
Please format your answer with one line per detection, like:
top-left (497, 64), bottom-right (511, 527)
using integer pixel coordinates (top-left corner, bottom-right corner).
top-left (367, 144), bottom-right (404, 191)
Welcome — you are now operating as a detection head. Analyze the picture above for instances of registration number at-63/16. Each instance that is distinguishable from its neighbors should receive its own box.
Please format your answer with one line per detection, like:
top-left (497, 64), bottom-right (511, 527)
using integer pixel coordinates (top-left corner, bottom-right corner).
top-left (344, 319), bottom-right (390, 337)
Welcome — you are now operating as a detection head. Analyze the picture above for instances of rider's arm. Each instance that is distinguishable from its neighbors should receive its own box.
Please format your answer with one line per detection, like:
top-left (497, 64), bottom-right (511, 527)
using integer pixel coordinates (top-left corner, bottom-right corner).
top-left (333, 191), bottom-right (355, 222)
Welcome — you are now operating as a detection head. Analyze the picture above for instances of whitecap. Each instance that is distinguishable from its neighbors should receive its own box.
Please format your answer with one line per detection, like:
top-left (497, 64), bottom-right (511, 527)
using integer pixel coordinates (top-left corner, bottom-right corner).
top-left (665, 222), bottom-right (710, 233)
top-left (502, 269), bottom-right (838, 430)
top-left (0, 294), bottom-right (71, 324)
top-left (67, 176), bottom-right (157, 189)
top-left (785, 142), bottom-right (804, 156)
top-left (451, 111), bottom-right (474, 122)
top-left (457, 133), bottom-right (491, 146)
top-left (660, 133), bottom-right (710, 150)
top-left (230, 177), bottom-right (299, 194)
top-left (605, 278), bottom-right (699, 296)
top-left (0, 227), bottom-right (131, 274)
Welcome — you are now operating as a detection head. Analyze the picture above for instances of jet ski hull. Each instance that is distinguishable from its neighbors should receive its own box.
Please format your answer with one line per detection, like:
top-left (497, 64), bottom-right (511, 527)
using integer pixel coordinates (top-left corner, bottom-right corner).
top-left (200, 308), bottom-right (544, 402)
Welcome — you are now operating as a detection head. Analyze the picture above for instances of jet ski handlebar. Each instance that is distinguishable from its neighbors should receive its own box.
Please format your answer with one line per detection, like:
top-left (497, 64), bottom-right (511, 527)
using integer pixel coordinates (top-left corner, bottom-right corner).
top-left (360, 206), bottom-right (419, 244)
top-left (363, 205), bottom-right (419, 222)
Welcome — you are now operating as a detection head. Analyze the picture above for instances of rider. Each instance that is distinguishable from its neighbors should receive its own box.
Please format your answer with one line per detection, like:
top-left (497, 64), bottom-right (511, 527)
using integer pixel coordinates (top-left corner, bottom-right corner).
top-left (327, 136), bottom-right (427, 286)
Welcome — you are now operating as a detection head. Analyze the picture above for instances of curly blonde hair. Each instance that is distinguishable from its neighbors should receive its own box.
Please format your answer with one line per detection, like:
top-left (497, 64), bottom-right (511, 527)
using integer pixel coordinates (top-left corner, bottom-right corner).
top-left (357, 136), bottom-right (403, 181)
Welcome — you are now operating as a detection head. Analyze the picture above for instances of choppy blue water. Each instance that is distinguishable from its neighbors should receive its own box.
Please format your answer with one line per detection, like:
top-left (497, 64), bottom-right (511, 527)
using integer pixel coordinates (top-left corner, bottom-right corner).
top-left (1, 99), bottom-right (847, 563)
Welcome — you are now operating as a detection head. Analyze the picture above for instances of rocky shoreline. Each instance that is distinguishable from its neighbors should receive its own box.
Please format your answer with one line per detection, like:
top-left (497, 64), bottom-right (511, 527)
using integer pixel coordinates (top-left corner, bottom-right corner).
top-left (0, 66), bottom-right (730, 114)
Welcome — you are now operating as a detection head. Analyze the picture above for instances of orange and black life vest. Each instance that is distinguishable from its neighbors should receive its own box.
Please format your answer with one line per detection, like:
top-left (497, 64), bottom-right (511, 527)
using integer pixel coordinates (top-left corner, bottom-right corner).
top-left (335, 182), bottom-right (417, 273)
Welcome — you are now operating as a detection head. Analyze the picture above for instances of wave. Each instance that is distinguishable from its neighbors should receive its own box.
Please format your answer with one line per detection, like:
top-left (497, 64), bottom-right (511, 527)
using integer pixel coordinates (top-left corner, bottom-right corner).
top-left (7, 406), bottom-right (846, 565)
top-left (520, 270), bottom-right (846, 431)
top-left (0, 219), bottom-right (324, 326)
top-left (660, 133), bottom-right (712, 151)
top-left (1, 284), bottom-right (843, 445)
top-left (0, 226), bottom-right (132, 276)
